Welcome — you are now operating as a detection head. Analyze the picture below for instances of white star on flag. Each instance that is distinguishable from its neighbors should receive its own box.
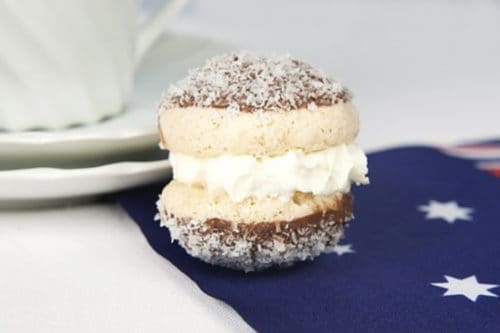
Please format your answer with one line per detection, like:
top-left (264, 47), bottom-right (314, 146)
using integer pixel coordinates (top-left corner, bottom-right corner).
top-left (431, 275), bottom-right (498, 302)
top-left (418, 200), bottom-right (473, 224)
top-left (331, 243), bottom-right (354, 256)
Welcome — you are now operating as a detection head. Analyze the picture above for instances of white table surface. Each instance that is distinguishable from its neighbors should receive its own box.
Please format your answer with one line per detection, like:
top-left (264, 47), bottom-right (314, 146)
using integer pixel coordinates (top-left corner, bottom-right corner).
top-left (1, 1), bottom-right (499, 332)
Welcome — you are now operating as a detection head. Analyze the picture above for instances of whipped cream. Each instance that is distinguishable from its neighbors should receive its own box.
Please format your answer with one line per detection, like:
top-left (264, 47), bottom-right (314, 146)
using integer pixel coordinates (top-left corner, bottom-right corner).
top-left (170, 144), bottom-right (369, 202)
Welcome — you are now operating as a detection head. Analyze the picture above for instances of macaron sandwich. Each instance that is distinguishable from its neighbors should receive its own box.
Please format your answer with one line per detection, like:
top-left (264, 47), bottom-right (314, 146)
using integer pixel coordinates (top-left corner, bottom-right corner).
top-left (157, 52), bottom-right (369, 272)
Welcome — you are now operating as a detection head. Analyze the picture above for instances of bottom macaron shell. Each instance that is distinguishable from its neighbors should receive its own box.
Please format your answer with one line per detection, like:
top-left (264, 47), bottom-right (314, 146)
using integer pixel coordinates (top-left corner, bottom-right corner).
top-left (156, 193), bottom-right (353, 272)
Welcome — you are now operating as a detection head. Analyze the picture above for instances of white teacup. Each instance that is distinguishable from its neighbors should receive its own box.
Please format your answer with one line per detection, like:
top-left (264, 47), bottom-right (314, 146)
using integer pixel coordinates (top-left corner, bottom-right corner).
top-left (0, 0), bottom-right (186, 131)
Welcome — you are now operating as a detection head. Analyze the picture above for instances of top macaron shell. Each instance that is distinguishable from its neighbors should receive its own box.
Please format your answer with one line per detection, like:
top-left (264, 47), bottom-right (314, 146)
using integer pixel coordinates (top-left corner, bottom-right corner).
top-left (158, 52), bottom-right (358, 157)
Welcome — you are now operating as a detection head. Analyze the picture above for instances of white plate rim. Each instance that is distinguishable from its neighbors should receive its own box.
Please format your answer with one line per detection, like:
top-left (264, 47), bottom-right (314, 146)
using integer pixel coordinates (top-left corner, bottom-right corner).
top-left (0, 159), bottom-right (171, 201)
top-left (0, 159), bottom-right (171, 178)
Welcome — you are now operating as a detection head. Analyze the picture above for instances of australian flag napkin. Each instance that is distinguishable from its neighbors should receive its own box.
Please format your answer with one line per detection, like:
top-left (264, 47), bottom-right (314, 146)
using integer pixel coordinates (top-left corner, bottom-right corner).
top-left (114, 140), bottom-right (500, 332)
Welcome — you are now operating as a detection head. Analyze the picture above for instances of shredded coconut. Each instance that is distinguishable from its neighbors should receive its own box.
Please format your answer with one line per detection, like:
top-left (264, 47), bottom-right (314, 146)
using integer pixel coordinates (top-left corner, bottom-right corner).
top-left (161, 51), bottom-right (350, 112)
top-left (156, 199), bottom-right (351, 272)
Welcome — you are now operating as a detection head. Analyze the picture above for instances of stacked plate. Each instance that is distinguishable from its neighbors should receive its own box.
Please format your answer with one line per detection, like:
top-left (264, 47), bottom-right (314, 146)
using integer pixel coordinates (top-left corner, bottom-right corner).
top-left (0, 33), bottom-right (232, 207)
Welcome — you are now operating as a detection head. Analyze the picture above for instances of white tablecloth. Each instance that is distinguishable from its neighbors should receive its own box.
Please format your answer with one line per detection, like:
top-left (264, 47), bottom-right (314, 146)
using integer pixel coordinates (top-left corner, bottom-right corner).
top-left (1, 1), bottom-right (499, 332)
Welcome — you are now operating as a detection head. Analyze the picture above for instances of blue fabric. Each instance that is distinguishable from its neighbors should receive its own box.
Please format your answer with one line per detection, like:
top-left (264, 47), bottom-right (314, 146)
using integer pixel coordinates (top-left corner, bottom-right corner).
top-left (114, 144), bottom-right (500, 332)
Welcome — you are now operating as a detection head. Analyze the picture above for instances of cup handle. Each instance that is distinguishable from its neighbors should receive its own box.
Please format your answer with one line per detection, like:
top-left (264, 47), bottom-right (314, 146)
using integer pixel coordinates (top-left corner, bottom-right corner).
top-left (135, 0), bottom-right (188, 66)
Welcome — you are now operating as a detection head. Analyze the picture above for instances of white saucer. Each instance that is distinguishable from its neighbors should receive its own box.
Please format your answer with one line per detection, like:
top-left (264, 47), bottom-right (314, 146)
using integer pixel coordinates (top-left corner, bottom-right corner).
top-left (0, 32), bottom-right (232, 166)
top-left (0, 160), bottom-right (171, 207)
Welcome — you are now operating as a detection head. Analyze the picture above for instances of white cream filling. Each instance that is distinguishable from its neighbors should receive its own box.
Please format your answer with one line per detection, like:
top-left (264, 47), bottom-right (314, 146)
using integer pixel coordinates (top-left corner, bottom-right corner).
top-left (170, 144), bottom-right (369, 203)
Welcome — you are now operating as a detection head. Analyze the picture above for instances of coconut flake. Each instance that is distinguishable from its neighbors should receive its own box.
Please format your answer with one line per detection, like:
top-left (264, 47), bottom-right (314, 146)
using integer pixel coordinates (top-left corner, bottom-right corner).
top-left (161, 51), bottom-right (350, 113)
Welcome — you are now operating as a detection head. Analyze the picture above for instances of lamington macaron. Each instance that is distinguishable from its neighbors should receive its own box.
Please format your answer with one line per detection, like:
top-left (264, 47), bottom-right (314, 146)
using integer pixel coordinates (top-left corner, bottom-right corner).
top-left (157, 52), bottom-right (369, 272)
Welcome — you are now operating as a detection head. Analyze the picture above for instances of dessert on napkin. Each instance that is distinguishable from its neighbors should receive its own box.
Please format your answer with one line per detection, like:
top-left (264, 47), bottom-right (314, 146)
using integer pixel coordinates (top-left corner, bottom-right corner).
top-left (156, 52), bottom-right (368, 271)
